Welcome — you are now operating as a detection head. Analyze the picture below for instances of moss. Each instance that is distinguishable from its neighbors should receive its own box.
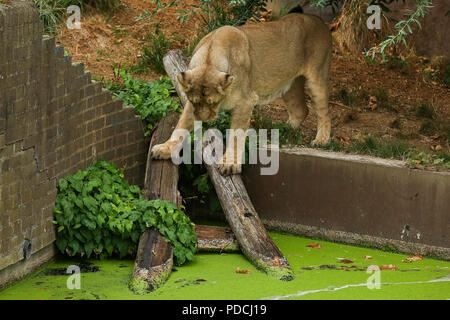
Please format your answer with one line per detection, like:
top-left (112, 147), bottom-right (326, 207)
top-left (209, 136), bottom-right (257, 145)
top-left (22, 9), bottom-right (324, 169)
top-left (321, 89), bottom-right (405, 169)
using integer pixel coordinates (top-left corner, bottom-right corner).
top-left (128, 277), bottom-right (150, 295)
top-left (250, 257), bottom-right (295, 281)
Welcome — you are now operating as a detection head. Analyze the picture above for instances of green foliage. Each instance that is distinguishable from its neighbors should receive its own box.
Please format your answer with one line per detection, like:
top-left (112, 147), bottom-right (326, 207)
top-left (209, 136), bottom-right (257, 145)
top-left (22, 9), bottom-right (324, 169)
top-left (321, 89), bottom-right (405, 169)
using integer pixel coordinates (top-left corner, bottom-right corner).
top-left (106, 70), bottom-right (181, 134)
top-left (53, 160), bottom-right (197, 265)
top-left (251, 110), bottom-right (303, 147)
top-left (321, 135), bottom-right (450, 169)
top-left (365, 0), bottom-right (433, 59)
top-left (178, 111), bottom-right (233, 213)
top-left (425, 59), bottom-right (450, 87)
top-left (134, 0), bottom-right (180, 23)
top-left (408, 152), bottom-right (450, 169)
top-left (176, 0), bottom-right (267, 33)
top-left (322, 135), bottom-right (410, 160)
top-left (415, 103), bottom-right (436, 119)
top-left (141, 25), bottom-right (173, 74)
top-left (384, 56), bottom-right (412, 74)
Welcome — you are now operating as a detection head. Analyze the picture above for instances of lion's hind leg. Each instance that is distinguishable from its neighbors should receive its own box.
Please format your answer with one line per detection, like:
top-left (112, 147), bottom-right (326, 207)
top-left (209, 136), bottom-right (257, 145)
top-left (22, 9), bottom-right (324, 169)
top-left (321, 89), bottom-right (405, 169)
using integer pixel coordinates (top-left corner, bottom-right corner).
top-left (307, 71), bottom-right (331, 146)
top-left (282, 76), bottom-right (309, 129)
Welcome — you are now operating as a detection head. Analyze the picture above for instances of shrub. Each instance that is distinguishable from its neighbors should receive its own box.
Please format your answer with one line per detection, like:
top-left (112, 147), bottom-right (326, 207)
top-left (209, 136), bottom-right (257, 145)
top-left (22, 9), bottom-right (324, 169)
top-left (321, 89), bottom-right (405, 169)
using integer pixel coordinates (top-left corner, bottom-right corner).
top-left (106, 70), bottom-right (181, 134)
top-left (141, 25), bottom-right (173, 74)
top-left (415, 103), bottom-right (436, 119)
top-left (53, 160), bottom-right (197, 265)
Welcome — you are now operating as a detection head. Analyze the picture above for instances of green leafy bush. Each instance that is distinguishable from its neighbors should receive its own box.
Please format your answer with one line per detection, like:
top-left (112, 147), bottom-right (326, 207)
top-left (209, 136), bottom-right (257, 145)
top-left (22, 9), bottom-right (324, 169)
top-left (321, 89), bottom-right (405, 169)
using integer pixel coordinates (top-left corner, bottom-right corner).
top-left (53, 160), bottom-right (197, 265)
top-left (106, 70), bottom-right (181, 134)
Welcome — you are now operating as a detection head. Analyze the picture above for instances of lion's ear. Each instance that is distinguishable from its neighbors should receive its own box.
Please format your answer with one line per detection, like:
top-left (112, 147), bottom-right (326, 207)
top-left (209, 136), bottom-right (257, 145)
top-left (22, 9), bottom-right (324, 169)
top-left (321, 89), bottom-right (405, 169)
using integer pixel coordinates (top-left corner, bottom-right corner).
top-left (177, 71), bottom-right (192, 92)
top-left (218, 73), bottom-right (235, 94)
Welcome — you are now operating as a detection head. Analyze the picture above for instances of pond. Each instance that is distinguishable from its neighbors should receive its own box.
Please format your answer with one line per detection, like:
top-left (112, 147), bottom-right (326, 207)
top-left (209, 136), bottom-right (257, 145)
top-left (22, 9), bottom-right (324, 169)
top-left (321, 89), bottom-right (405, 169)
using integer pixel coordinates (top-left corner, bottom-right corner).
top-left (0, 231), bottom-right (449, 300)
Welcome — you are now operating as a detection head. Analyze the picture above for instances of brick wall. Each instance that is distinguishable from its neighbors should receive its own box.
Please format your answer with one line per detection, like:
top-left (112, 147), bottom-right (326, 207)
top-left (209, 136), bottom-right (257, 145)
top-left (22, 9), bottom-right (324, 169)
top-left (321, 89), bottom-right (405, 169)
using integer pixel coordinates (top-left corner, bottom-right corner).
top-left (0, 2), bottom-right (149, 277)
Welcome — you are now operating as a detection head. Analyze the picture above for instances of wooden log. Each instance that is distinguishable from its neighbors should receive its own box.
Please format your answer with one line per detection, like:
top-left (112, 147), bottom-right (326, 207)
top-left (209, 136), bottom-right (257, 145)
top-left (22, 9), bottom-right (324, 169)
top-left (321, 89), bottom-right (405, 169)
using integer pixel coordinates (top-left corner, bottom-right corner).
top-left (162, 49), bottom-right (294, 280)
top-left (129, 113), bottom-right (179, 294)
top-left (195, 225), bottom-right (240, 252)
top-left (163, 49), bottom-right (189, 106)
top-left (204, 152), bottom-right (294, 281)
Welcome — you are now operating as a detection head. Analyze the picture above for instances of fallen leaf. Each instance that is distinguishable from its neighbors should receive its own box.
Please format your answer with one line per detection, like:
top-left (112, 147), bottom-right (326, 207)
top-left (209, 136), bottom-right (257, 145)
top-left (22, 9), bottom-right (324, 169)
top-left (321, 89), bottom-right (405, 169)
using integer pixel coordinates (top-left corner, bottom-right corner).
top-left (433, 145), bottom-right (442, 151)
top-left (337, 135), bottom-right (351, 147)
top-left (338, 259), bottom-right (354, 264)
top-left (402, 254), bottom-right (424, 263)
top-left (236, 267), bottom-right (251, 274)
top-left (340, 265), bottom-right (358, 271)
top-left (380, 264), bottom-right (398, 270)
top-left (307, 243), bottom-right (322, 249)
top-left (363, 255), bottom-right (372, 259)
top-left (430, 134), bottom-right (440, 140)
top-left (368, 96), bottom-right (378, 111)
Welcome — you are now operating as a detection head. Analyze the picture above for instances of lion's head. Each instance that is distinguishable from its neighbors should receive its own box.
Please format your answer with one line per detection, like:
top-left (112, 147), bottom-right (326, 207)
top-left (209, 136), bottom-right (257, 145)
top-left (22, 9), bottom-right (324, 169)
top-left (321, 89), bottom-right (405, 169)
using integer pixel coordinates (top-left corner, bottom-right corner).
top-left (177, 68), bottom-right (234, 122)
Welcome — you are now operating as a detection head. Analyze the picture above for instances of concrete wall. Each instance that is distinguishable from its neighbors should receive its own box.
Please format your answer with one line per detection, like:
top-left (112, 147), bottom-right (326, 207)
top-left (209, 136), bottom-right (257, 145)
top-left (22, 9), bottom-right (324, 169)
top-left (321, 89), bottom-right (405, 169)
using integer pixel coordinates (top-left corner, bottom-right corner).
top-left (243, 148), bottom-right (450, 259)
top-left (0, 2), bottom-right (149, 286)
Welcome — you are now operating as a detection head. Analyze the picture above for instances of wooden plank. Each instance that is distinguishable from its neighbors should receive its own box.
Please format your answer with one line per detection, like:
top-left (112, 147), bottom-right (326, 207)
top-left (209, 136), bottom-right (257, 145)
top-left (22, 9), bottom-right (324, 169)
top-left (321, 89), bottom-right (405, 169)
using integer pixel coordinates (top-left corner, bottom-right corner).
top-left (195, 225), bottom-right (240, 252)
top-left (130, 113), bottom-right (179, 294)
top-left (162, 49), bottom-right (293, 280)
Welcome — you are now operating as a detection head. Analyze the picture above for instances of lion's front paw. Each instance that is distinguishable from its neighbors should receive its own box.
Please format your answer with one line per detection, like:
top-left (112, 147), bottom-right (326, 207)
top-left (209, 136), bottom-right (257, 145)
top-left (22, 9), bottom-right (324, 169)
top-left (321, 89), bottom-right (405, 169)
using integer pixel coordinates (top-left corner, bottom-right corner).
top-left (311, 136), bottom-right (330, 147)
top-left (311, 129), bottom-right (331, 146)
top-left (217, 163), bottom-right (242, 176)
top-left (150, 143), bottom-right (173, 160)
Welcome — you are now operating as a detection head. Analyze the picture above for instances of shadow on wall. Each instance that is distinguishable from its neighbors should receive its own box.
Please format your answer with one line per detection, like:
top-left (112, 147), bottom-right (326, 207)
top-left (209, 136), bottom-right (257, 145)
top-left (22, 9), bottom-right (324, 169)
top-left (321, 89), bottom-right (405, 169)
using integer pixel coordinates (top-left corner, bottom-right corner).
top-left (0, 2), bottom-right (149, 285)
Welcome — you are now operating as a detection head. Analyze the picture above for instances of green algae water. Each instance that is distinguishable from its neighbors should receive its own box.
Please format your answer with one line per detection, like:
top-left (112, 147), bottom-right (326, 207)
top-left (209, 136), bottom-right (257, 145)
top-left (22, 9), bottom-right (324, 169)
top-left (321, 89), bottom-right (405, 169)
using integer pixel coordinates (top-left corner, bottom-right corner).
top-left (1, 232), bottom-right (449, 300)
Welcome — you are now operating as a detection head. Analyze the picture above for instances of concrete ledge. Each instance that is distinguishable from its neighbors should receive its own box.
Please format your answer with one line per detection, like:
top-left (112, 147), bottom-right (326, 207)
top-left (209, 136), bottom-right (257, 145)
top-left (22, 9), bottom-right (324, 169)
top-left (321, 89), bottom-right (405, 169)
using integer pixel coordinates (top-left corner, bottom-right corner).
top-left (0, 244), bottom-right (55, 289)
top-left (263, 219), bottom-right (450, 260)
top-left (242, 148), bottom-right (450, 260)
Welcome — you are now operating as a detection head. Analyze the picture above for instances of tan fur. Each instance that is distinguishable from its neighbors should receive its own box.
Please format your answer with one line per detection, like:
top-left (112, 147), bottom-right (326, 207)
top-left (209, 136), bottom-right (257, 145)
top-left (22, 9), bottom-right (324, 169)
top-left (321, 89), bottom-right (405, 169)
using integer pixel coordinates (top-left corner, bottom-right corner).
top-left (151, 13), bottom-right (332, 175)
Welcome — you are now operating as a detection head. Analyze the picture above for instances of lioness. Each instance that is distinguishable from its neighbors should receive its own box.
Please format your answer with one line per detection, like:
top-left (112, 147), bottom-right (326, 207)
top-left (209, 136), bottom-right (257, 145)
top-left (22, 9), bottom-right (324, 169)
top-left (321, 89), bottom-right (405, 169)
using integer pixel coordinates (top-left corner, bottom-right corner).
top-left (151, 9), bottom-right (332, 175)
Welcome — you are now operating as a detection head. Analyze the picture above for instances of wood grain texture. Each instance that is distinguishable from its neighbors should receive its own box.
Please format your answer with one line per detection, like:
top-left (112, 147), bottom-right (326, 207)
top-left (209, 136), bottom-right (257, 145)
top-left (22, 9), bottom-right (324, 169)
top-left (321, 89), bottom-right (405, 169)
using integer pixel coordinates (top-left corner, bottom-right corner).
top-left (131, 113), bottom-right (179, 294)
top-left (195, 225), bottom-right (240, 252)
